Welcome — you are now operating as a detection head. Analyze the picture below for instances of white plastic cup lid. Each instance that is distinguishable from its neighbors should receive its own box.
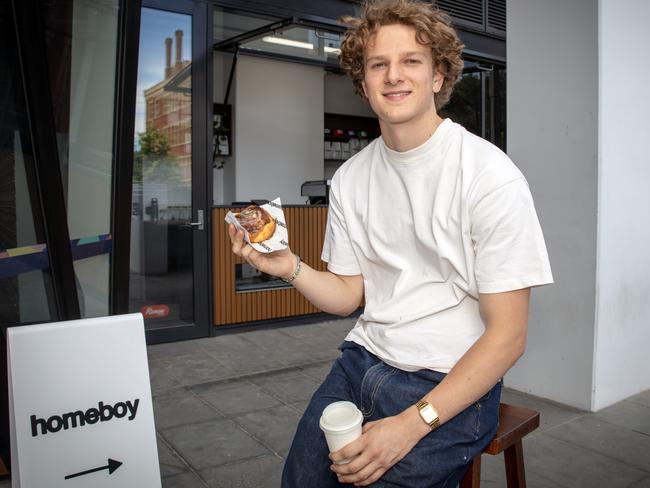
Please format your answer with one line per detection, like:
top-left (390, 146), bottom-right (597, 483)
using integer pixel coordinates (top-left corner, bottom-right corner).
top-left (319, 401), bottom-right (363, 433)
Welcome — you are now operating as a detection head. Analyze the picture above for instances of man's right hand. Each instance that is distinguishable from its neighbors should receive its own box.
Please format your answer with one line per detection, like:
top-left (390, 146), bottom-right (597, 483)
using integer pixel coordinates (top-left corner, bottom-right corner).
top-left (228, 223), bottom-right (363, 316)
top-left (227, 224), bottom-right (296, 280)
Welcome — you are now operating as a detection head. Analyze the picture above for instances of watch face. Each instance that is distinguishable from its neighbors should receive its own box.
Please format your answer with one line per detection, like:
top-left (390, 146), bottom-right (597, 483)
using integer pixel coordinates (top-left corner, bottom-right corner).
top-left (421, 404), bottom-right (437, 424)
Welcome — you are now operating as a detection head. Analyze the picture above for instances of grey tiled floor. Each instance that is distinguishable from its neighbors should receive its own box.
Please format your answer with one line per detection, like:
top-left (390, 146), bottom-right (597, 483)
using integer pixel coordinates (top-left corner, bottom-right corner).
top-left (2, 317), bottom-right (649, 487)
top-left (150, 318), bottom-right (352, 488)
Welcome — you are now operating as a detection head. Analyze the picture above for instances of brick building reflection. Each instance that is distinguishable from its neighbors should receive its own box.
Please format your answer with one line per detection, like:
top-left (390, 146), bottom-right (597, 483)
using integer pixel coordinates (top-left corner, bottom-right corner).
top-left (144, 30), bottom-right (191, 183)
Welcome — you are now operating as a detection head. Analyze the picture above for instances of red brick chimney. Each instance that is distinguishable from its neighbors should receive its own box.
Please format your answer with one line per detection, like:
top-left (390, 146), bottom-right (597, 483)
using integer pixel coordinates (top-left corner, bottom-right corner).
top-left (175, 30), bottom-right (183, 68)
top-left (165, 37), bottom-right (172, 78)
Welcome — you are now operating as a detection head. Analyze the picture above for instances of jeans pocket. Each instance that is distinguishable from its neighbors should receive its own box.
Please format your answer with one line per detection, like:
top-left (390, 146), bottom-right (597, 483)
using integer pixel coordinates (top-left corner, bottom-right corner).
top-left (359, 363), bottom-right (398, 417)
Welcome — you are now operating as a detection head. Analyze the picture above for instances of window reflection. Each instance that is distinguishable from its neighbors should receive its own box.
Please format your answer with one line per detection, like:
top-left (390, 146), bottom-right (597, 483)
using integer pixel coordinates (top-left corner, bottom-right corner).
top-left (129, 8), bottom-right (194, 329)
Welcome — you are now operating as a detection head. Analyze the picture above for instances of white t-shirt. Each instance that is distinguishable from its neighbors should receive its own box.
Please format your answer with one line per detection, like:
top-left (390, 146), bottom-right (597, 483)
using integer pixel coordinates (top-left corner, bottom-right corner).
top-left (322, 119), bottom-right (553, 373)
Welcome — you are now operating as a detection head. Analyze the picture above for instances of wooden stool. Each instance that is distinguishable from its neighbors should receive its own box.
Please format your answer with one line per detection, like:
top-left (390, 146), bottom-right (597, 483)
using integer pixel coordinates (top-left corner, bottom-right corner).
top-left (459, 403), bottom-right (540, 488)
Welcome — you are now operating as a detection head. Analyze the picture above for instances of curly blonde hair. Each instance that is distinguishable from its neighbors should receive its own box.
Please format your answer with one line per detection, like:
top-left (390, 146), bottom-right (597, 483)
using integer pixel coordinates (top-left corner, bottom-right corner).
top-left (339, 0), bottom-right (464, 111)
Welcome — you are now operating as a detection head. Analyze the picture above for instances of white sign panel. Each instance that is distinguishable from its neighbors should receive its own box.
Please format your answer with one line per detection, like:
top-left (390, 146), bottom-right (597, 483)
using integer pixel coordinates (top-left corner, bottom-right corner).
top-left (7, 313), bottom-right (161, 487)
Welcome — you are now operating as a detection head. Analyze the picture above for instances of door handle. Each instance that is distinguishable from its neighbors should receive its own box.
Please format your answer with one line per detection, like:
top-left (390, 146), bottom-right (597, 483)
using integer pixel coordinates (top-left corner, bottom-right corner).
top-left (188, 209), bottom-right (204, 230)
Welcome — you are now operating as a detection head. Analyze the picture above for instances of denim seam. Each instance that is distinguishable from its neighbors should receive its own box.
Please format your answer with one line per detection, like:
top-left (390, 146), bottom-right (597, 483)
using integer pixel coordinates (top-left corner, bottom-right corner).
top-left (360, 365), bottom-right (398, 417)
top-left (359, 363), bottom-right (379, 415)
top-left (369, 368), bottom-right (398, 417)
top-left (364, 367), bottom-right (397, 417)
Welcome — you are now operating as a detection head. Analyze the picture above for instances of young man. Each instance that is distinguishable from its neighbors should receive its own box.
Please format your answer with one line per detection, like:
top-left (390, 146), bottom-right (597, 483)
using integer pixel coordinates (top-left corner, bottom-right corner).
top-left (228, 0), bottom-right (553, 486)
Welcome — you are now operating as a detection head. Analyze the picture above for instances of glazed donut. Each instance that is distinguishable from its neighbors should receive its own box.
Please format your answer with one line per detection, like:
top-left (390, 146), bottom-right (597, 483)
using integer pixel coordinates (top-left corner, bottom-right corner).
top-left (235, 205), bottom-right (276, 243)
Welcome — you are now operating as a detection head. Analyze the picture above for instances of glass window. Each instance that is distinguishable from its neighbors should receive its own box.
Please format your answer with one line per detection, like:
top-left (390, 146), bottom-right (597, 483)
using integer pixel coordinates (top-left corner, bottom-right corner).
top-left (213, 9), bottom-right (278, 42)
top-left (441, 59), bottom-right (506, 152)
top-left (242, 26), bottom-right (341, 63)
top-left (0, 9), bottom-right (56, 326)
top-left (488, 66), bottom-right (507, 151)
top-left (441, 60), bottom-right (482, 137)
top-left (214, 8), bottom-right (343, 67)
top-left (42, 0), bottom-right (120, 317)
top-left (235, 263), bottom-right (289, 292)
top-left (129, 8), bottom-right (195, 329)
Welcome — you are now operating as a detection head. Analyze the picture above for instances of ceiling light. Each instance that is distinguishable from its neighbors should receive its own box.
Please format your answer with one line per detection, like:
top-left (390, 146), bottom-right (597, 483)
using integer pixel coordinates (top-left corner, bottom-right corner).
top-left (262, 36), bottom-right (313, 50)
top-left (324, 46), bottom-right (341, 54)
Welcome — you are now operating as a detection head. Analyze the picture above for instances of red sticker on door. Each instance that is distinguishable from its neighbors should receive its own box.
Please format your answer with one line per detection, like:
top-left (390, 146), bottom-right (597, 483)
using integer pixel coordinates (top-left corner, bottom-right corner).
top-left (141, 304), bottom-right (170, 318)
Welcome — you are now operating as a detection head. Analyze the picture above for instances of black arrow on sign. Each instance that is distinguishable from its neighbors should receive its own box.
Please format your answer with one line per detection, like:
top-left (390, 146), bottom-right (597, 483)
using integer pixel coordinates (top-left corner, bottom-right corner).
top-left (64, 458), bottom-right (123, 480)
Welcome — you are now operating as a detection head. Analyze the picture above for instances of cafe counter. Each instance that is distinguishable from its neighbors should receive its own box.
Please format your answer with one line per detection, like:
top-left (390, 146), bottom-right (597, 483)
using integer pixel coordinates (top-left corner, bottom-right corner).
top-left (212, 205), bottom-right (328, 327)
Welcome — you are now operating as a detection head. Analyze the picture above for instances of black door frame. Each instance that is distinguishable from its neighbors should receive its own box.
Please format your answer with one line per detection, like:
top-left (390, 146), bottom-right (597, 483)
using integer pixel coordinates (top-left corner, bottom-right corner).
top-left (115, 0), bottom-right (212, 344)
top-left (111, 0), bottom-right (143, 315)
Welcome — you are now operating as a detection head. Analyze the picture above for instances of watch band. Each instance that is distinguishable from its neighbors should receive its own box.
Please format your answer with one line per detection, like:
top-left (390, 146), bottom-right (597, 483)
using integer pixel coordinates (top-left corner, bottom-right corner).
top-left (415, 400), bottom-right (440, 431)
top-left (281, 255), bottom-right (302, 283)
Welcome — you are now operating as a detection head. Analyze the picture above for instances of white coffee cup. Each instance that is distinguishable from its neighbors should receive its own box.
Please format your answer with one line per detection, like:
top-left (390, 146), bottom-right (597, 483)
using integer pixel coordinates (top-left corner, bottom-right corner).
top-left (319, 401), bottom-right (363, 463)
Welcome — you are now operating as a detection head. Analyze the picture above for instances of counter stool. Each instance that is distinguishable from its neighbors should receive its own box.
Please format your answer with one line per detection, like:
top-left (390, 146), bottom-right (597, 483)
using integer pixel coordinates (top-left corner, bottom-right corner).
top-left (459, 403), bottom-right (540, 488)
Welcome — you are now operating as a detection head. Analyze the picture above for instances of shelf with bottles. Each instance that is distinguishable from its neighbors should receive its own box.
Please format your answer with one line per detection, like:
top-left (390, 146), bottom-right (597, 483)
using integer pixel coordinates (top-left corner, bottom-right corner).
top-left (324, 129), bottom-right (370, 160)
top-left (324, 113), bottom-right (381, 161)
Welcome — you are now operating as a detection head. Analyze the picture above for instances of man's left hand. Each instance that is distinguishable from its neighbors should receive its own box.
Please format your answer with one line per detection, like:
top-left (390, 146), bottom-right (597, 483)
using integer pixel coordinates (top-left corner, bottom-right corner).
top-left (329, 411), bottom-right (425, 486)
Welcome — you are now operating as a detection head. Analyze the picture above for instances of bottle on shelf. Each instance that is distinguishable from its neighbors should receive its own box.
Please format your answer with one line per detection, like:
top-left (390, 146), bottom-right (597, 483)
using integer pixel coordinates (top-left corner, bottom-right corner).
top-left (324, 141), bottom-right (333, 159)
top-left (341, 138), bottom-right (351, 160)
top-left (358, 130), bottom-right (369, 150)
top-left (348, 130), bottom-right (360, 156)
top-left (324, 128), bottom-right (333, 159)
top-left (332, 129), bottom-right (344, 160)
top-left (332, 141), bottom-right (342, 160)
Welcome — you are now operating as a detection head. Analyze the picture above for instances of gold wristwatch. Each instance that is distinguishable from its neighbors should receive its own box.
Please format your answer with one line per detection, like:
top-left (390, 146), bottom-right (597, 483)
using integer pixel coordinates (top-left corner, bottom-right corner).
top-left (415, 400), bottom-right (440, 431)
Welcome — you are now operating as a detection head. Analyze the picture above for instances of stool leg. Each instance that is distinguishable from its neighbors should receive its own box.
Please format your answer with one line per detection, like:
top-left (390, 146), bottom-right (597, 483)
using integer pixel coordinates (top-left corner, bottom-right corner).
top-left (459, 456), bottom-right (481, 488)
top-left (504, 440), bottom-right (526, 488)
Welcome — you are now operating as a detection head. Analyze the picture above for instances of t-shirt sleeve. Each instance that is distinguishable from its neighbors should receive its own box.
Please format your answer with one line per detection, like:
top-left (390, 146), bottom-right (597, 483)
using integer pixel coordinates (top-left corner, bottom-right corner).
top-left (321, 174), bottom-right (362, 276)
top-left (471, 177), bottom-right (554, 293)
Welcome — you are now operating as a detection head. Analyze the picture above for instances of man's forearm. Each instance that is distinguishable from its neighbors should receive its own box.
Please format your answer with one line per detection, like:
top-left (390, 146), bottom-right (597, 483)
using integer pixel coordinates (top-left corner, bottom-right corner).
top-left (289, 260), bottom-right (363, 317)
top-left (401, 323), bottom-right (526, 440)
top-left (400, 289), bottom-right (530, 440)
top-left (429, 324), bottom-right (524, 417)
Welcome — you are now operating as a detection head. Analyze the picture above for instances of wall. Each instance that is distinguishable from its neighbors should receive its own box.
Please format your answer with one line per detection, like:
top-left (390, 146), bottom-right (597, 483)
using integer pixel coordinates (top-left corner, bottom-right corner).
top-left (324, 72), bottom-right (375, 117)
top-left (507, 0), bottom-right (598, 410)
top-left (593, 0), bottom-right (650, 409)
top-left (234, 55), bottom-right (324, 204)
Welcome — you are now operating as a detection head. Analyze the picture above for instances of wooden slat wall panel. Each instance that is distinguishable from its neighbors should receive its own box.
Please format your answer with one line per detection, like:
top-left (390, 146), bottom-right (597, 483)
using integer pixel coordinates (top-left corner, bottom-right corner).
top-left (212, 207), bottom-right (328, 326)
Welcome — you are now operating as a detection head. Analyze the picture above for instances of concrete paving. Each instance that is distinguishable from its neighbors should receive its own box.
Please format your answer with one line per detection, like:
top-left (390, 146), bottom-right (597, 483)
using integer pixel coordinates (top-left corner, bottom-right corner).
top-left (1, 317), bottom-right (648, 487)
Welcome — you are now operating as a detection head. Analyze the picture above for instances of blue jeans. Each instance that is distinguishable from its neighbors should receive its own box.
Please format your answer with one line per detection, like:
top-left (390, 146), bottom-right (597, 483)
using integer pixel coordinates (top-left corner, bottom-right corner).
top-left (282, 341), bottom-right (502, 488)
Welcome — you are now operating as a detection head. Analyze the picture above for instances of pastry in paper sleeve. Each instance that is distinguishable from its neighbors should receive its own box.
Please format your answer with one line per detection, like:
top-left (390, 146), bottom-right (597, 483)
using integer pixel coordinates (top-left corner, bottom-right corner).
top-left (224, 198), bottom-right (288, 253)
top-left (235, 205), bottom-right (275, 243)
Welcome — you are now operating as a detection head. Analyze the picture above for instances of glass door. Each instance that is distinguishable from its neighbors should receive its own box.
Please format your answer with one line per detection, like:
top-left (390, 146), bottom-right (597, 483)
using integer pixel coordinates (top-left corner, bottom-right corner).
top-left (129, 0), bottom-right (210, 342)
